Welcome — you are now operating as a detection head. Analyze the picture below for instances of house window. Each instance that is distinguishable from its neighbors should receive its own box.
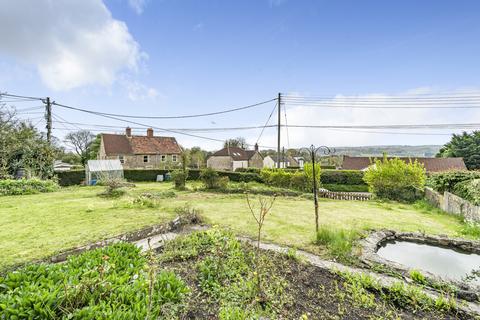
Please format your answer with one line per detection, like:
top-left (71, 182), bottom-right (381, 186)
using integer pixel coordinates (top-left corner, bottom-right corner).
top-left (161, 155), bottom-right (166, 162)
top-left (119, 155), bottom-right (124, 164)
top-left (143, 155), bottom-right (149, 163)
top-left (172, 155), bottom-right (178, 162)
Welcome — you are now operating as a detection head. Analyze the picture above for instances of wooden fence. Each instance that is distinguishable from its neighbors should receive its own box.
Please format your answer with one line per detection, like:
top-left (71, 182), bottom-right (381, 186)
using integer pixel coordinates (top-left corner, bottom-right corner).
top-left (318, 190), bottom-right (372, 201)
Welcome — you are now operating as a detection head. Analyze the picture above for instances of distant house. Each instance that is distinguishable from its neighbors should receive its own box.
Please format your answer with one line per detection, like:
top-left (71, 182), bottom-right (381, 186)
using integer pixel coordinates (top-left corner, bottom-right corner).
top-left (207, 144), bottom-right (263, 171)
top-left (341, 155), bottom-right (467, 173)
top-left (53, 160), bottom-right (73, 172)
top-left (263, 155), bottom-right (300, 169)
top-left (98, 127), bottom-right (182, 169)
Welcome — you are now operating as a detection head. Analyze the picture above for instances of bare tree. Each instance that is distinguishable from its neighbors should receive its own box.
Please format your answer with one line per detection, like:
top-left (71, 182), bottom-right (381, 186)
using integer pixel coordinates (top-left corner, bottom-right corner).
top-left (64, 130), bottom-right (95, 165)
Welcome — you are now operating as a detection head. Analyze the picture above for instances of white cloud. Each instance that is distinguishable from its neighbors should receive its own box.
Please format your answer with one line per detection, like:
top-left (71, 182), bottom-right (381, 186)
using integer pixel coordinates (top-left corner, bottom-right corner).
top-left (0, 0), bottom-right (143, 90)
top-left (269, 0), bottom-right (287, 7)
top-left (120, 77), bottom-right (159, 101)
top-left (128, 0), bottom-right (147, 15)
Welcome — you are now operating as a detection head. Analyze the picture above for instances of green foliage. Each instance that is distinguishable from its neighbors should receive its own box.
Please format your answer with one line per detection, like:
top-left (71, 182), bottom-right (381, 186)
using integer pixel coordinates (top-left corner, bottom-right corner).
top-left (437, 131), bottom-right (480, 170)
top-left (453, 179), bottom-right (480, 205)
top-left (0, 243), bottom-right (189, 319)
top-left (459, 222), bottom-right (480, 238)
top-left (409, 270), bottom-right (427, 285)
top-left (200, 167), bottom-right (223, 189)
top-left (322, 184), bottom-right (369, 192)
top-left (338, 271), bottom-right (457, 313)
top-left (315, 226), bottom-right (360, 262)
top-left (321, 170), bottom-right (365, 185)
top-left (0, 178), bottom-right (59, 196)
top-left (56, 169), bottom-right (85, 186)
top-left (427, 170), bottom-right (480, 193)
top-left (171, 169), bottom-right (188, 190)
top-left (363, 157), bottom-right (427, 202)
top-left (304, 162), bottom-right (321, 189)
top-left (129, 191), bottom-right (176, 208)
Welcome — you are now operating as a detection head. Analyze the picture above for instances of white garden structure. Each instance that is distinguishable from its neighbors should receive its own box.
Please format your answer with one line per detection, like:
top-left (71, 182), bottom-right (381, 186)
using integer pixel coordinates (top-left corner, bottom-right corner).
top-left (85, 159), bottom-right (124, 185)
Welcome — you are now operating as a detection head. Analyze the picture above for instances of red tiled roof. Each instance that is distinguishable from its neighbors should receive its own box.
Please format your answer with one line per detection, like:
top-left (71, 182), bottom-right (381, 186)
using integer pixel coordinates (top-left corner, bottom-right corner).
top-left (341, 156), bottom-right (467, 172)
top-left (211, 147), bottom-right (258, 161)
top-left (102, 134), bottom-right (181, 155)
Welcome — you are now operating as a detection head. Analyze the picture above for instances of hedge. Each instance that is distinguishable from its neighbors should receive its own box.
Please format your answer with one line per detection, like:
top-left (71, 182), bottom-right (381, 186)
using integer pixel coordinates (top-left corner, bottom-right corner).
top-left (427, 170), bottom-right (480, 193)
top-left (320, 170), bottom-right (365, 185)
top-left (56, 170), bottom-right (85, 186)
top-left (56, 169), bottom-right (262, 186)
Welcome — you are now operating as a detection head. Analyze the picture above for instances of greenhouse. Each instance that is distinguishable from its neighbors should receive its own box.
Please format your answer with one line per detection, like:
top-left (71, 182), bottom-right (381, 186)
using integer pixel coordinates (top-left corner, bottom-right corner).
top-left (85, 159), bottom-right (124, 185)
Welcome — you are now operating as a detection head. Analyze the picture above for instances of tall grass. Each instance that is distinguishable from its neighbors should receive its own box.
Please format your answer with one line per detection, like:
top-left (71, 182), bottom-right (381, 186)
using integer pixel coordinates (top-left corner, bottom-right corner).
top-left (315, 226), bottom-right (360, 262)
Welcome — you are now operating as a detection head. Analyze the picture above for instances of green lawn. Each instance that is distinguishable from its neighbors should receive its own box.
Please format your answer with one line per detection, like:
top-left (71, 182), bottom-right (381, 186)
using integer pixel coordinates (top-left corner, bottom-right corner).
top-left (0, 182), bottom-right (472, 268)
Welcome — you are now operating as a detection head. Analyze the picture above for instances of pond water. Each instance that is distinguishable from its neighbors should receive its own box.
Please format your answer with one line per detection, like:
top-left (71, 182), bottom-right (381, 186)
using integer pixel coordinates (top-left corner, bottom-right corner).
top-left (377, 240), bottom-right (480, 285)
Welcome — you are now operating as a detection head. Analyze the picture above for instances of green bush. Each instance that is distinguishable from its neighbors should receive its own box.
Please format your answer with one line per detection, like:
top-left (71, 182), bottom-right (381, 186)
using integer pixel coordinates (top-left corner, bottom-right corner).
top-left (427, 170), bottom-right (480, 193)
top-left (304, 162), bottom-right (321, 189)
top-left (171, 169), bottom-right (188, 190)
top-left (0, 178), bottom-right (59, 196)
top-left (453, 179), bottom-right (480, 205)
top-left (56, 170), bottom-right (85, 186)
top-left (363, 157), bottom-right (426, 202)
top-left (322, 184), bottom-right (369, 192)
top-left (200, 168), bottom-right (221, 189)
top-left (290, 171), bottom-right (309, 191)
top-left (320, 170), bottom-right (365, 185)
top-left (316, 226), bottom-right (360, 263)
top-left (0, 243), bottom-right (189, 318)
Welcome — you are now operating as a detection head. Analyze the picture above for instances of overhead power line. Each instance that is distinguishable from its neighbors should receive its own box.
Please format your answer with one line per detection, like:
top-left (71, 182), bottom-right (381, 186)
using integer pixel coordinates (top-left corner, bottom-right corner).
top-left (54, 98), bottom-right (277, 119)
top-left (52, 102), bottom-right (277, 149)
top-left (0, 92), bottom-right (44, 101)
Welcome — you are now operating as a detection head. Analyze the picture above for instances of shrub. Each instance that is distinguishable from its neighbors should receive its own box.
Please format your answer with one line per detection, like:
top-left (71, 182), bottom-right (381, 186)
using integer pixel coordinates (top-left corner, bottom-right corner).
top-left (200, 167), bottom-right (220, 189)
top-left (56, 170), bottom-right (85, 186)
top-left (320, 170), bottom-right (365, 185)
top-left (0, 178), bottom-right (59, 196)
top-left (171, 169), bottom-right (188, 190)
top-left (453, 179), bottom-right (480, 205)
top-left (322, 184), bottom-right (369, 192)
top-left (304, 162), bottom-right (321, 189)
top-left (363, 157), bottom-right (427, 202)
top-left (97, 177), bottom-right (131, 198)
top-left (290, 171), bottom-right (308, 191)
top-left (427, 170), bottom-right (480, 193)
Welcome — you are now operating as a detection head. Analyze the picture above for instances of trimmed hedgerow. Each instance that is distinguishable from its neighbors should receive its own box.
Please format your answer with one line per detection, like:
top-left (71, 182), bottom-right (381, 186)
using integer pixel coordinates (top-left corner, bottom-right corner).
top-left (56, 170), bottom-right (85, 186)
top-left (0, 178), bottom-right (59, 196)
top-left (320, 170), bottom-right (365, 185)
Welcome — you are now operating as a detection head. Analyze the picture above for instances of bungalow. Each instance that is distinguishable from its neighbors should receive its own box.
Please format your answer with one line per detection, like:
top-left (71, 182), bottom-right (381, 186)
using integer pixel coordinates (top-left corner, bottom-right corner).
top-left (263, 155), bottom-right (300, 169)
top-left (207, 144), bottom-right (263, 171)
top-left (341, 155), bottom-right (467, 173)
top-left (98, 127), bottom-right (182, 169)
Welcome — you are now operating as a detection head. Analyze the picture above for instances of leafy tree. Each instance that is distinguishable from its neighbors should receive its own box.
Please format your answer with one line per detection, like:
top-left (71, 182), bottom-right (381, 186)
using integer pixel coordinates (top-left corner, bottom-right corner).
top-left (189, 147), bottom-right (207, 168)
top-left (86, 134), bottom-right (102, 161)
top-left (437, 131), bottom-right (480, 170)
top-left (363, 156), bottom-right (426, 202)
top-left (64, 130), bottom-right (95, 165)
top-left (0, 107), bottom-right (56, 178)
top-left (224, 137), bottom-right (247, 148)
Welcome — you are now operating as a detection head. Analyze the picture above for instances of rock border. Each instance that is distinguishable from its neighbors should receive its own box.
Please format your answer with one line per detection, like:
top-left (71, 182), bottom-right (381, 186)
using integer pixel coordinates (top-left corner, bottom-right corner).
top-left (359, 230), bottom-right (480, 301)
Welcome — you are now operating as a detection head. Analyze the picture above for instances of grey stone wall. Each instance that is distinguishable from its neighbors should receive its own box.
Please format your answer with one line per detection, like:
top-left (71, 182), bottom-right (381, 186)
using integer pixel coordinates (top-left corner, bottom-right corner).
top-left (425, 187), bottom-right (480, 223)
top-left (248, 153), bottom-right (264, 168)
top-left (207, 156), bottom-right (233, 170)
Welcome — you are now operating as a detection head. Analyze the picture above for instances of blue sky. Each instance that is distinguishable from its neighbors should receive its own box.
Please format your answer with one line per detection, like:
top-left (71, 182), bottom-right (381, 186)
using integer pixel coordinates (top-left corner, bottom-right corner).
top-left (1, 0), bottom-right (479, 149)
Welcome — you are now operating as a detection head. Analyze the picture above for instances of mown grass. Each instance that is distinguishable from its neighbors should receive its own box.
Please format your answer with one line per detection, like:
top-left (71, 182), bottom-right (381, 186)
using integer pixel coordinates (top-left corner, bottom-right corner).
top-left (0, 182), bottom-right (473, 268)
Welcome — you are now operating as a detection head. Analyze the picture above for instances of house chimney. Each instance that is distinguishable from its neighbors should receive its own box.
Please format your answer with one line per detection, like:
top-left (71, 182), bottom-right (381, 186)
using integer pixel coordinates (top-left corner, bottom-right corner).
top-left (125, 127), bottom-right (132, 137)
top-left (254, 143), bottom-right (259, 152)
top-left (147, 128), bottom-right (154, 137)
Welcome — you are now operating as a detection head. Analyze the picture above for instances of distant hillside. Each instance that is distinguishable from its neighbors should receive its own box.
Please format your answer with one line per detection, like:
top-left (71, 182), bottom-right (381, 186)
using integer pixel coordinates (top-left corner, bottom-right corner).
top-left (331, 145), bottom-right (442, 157)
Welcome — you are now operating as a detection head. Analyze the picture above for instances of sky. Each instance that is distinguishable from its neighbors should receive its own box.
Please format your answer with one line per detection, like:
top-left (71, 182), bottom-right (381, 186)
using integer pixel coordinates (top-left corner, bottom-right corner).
top-left (0, 0), bottom-right (480, 150)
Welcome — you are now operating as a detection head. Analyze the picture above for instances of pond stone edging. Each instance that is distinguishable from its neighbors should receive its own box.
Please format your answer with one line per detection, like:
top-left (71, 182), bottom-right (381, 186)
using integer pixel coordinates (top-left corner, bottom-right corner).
top-left (359, 230), bottom-right (480, 301)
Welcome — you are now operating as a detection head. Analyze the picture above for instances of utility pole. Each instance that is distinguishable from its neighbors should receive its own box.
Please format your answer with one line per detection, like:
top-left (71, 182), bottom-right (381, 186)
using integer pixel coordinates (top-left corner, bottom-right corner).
top-left (277, 92), bottom-right (281, 168)
top-left (45, 97), bottom-right (52, 143)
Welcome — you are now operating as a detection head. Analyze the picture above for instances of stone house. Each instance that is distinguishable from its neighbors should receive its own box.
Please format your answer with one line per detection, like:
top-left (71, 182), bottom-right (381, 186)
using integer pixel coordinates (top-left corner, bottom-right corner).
top-left (207, 144), bottom-right (263, 171)
top-left (341, 155), bottom-right (467, 173)
top-left (98, 127), bottom-right (182, 169)
top-left (263, 155), bottom-right (299, 169)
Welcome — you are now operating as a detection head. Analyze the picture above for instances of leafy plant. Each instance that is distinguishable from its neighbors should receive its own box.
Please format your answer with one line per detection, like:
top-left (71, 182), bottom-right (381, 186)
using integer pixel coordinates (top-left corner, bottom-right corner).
top-left (453, 178), bottom-right (480, 205)
top-left (316, 226), bottom-right (360, 262)
top-left (410, 269), bottom-right (427, 285)
top-left (427, 170), bottom-right (480, 193)
top-left (200, 167), bottom-right (221, 189)
top-left (363, 156), bottom-right (426, 202)
top-left (437, 131), bottom-right (480, 170)
top-left (171, 169), bottom-right (188, 190)
top-left (0, 178), bottom-right (59, 196)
